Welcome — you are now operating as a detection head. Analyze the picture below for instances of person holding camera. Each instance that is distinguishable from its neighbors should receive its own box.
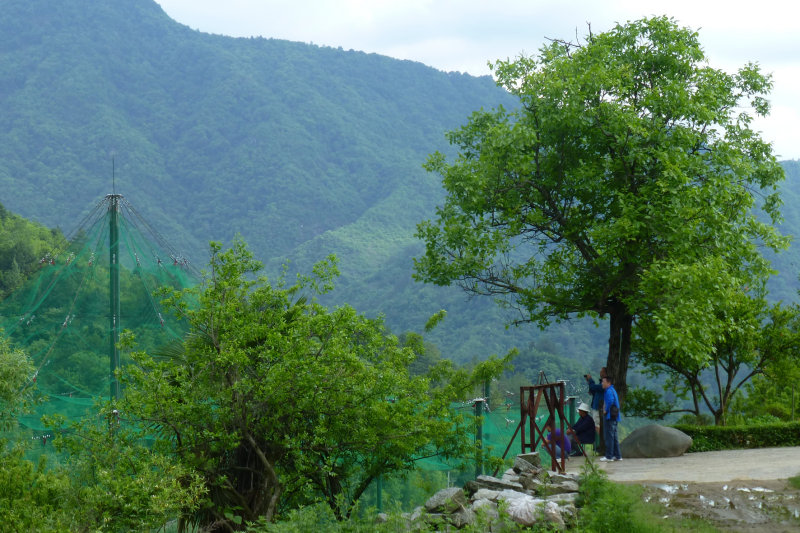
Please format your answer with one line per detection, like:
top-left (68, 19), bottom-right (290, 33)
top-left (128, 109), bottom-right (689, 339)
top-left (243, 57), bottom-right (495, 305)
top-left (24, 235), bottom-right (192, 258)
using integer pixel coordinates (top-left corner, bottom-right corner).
top-left (584, 367), bottom-right (607, 432)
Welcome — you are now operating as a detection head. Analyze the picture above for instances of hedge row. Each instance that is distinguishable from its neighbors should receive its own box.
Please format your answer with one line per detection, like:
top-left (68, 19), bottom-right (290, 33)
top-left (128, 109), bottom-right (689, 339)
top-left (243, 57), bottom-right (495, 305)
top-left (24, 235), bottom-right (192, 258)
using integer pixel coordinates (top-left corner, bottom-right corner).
top-left (672, 422), bottom-right (800, 452)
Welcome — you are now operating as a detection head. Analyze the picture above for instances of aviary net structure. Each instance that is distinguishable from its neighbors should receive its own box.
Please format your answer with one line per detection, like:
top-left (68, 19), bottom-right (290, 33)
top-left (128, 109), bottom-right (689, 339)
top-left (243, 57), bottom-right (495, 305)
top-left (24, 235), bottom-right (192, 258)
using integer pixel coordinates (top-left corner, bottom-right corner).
top-left (0, 194), bottom-right (198, 443)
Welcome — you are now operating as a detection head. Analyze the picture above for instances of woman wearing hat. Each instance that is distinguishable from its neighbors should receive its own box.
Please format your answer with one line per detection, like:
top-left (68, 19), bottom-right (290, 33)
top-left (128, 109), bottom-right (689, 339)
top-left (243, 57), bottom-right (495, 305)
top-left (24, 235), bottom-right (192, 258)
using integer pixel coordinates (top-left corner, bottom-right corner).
top-left (567, 402), bottom-right (597, 456)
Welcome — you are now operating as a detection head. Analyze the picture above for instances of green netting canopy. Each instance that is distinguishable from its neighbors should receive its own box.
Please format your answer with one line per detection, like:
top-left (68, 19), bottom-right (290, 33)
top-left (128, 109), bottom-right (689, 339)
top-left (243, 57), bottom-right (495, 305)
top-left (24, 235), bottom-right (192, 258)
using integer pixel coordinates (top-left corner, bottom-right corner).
top-left (0, 194), bottom-right (197, 442)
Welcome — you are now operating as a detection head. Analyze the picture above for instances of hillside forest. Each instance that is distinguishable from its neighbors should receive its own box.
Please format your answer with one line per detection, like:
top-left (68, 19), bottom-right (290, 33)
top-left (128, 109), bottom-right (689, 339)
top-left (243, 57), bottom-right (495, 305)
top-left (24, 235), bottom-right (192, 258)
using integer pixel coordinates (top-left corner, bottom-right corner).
top-left (0, 3), bottom-right (799, 532)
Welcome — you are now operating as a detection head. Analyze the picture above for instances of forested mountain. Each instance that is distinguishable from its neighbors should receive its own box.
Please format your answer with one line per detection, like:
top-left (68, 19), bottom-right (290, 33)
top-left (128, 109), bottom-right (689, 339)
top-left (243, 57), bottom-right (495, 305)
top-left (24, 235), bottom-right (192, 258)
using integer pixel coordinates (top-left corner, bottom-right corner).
top-left (0, 0), bottom-right (575, 363)
top-left (0, 203), bottom-right (63, 298)
top-left (0, 0), bottom-right (796, 366)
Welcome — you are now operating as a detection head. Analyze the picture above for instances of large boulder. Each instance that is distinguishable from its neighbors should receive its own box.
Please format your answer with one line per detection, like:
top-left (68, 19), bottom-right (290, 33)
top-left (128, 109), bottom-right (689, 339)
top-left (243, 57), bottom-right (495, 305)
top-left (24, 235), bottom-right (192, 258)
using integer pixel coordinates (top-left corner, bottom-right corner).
top-left (620, 424), bottom-right (692, 458)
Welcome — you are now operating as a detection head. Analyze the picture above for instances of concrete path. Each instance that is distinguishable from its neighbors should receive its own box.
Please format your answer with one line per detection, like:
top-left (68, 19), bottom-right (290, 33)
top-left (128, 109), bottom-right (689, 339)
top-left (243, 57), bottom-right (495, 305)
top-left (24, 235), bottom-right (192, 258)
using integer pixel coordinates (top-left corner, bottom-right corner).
top-left (563, 446), bottom-right (800, 483)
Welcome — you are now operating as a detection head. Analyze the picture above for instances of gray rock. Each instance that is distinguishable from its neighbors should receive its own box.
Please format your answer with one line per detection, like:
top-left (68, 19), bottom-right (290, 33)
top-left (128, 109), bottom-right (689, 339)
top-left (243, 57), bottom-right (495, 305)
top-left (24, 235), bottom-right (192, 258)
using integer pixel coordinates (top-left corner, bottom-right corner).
top-left (547, 492), bottom-right (579, 504)
top-left (501, 467), bottom-right (520, 483)
top-left (549, 473), bottom-right (579, 484)
top-left (404, 507), bottom-right (426, 531)
top-left (425, 487), bottom-right (468, 513)
top-left (515, 452), bottom-right (542, 470)
top-left (472, 498), bottom-right (499, 517)
top-left (471, 500), bottom-right (502, 531)
top-left (519, 472), bottom-right (546, 492)
top-left (407, 506), bottom-right (424, 522)
top-left (620, 424), bottom-right (692, 458)
top-left (501, 492), bottom-right (546, 526)
top-left (542, 501), bottom-right (565, 530)
top-left (472, 488), bottom-right (500, 501)
top-left (449, 507), bottom-right (477, 528)
top-left (548, 480), bottom-right (580, 495)
top-left (464, 480), bottom-right (482, 495)
top-left (560, 502), bottom-right (578, 521)
top-left (475, 474), bottom-right (525, 492)
top-left (497, 488), bottom-right (530, 502)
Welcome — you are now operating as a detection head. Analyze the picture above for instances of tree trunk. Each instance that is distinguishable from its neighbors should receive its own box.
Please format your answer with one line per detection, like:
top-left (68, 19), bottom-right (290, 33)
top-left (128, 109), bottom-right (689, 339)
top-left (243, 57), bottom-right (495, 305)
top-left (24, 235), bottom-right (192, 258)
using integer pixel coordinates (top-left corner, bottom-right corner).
top-left (606, 302), bottom-right (633, 404)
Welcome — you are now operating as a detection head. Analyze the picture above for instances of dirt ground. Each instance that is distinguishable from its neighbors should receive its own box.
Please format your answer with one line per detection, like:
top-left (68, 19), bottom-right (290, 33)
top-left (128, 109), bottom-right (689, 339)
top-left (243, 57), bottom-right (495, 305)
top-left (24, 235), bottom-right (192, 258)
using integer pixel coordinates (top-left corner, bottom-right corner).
top-left (563, 447), bottom-right (800, 531)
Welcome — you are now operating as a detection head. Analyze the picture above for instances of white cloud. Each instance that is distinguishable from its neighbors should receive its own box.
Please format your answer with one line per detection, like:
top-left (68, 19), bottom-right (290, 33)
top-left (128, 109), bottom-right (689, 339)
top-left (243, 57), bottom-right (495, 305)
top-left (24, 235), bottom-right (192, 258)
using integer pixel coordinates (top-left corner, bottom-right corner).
top-left (154, 0), bottom-right (800, 159)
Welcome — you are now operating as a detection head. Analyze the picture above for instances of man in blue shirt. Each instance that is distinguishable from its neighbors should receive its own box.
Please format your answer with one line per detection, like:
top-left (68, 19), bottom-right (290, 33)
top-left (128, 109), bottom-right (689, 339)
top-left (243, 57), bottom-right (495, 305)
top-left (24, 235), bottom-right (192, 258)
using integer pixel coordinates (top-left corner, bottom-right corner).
top-left (599, 375), bottom-right (622, 462)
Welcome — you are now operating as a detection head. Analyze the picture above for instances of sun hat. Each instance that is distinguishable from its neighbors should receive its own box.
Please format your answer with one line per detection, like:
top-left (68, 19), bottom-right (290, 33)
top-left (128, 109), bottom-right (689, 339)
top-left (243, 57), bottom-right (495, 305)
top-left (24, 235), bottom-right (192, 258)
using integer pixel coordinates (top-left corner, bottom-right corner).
top-left (577, 402), bottom-right (591, 412)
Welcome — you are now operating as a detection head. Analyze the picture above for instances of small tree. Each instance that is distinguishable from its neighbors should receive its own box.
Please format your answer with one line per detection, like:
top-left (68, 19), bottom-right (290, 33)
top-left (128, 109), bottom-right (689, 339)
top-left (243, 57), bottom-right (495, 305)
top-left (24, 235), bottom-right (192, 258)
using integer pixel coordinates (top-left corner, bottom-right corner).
top-left (629, 290), bottom-right (800, 425)
top-left (413, 17), bottom-right (787, 402)
top-left (122, 240), bottom-right (507, 529)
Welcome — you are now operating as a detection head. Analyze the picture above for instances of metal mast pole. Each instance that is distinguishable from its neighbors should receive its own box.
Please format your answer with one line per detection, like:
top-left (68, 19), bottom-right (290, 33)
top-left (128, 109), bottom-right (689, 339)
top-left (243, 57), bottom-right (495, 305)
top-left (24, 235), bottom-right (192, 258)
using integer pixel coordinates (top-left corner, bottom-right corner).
top-left (108, 194), bottom-right (122, 401)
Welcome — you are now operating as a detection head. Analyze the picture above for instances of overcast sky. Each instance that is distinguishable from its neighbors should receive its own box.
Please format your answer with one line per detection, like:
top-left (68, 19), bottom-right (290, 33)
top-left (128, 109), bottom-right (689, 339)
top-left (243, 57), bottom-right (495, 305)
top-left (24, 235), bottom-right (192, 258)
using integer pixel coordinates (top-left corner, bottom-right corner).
top-left (154, 0), bottom-right (799, 160)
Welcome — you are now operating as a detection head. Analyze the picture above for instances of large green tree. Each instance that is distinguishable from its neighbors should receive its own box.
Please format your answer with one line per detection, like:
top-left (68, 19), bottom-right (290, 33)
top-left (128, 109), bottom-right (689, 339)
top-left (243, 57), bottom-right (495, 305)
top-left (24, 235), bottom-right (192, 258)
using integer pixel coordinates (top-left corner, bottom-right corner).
top-left (120, 240), bottom-right (505, 530)
top-left (414, 16), bottom-right (787, 400)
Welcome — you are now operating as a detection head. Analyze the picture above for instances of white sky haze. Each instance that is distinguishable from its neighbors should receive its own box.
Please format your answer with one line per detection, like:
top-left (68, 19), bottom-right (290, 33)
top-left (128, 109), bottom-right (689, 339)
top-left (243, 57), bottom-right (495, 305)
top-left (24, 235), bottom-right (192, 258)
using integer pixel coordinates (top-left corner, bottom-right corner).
top-left (153, 0), bottom-right (799, 160)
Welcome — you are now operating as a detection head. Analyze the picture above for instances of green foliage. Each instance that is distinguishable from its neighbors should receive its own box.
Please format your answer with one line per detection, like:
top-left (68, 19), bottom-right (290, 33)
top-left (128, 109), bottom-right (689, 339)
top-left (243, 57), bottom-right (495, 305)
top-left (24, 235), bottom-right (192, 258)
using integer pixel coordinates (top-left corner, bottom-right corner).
top-left (0, 334), bottom-right (36, 430)
top-left (577, 461), bottom-right (636, 532)
top-left (729, 356), bottom-right (800, 423)
top-left (414, 16), bottom-right (786, 401)
top-left (675, 413), bottom-right (714, 426)
top-left (576, 461), bottom-right (719, 532)
top-left (623, 386), bottom-right (675, 420)
top-left (42, 409), bottom-right (206, 531)
top-left (0, 413), bottom-right (202, 531)
top-left (118, 239), bottom-right (509, 529)
top-left (0, 202), bottom-right (64, 298)
top-left (634, 298), bottom-right (800, 425)
top-left (673, 421), bottom-right (800, 452)
top-left (0, 445), bottom-right (69, 530)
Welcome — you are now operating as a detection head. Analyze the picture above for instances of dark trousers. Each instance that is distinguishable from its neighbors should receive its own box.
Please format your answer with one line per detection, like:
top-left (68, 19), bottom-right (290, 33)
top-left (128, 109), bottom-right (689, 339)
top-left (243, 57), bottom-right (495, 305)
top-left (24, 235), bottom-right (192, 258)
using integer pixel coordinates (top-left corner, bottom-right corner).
top-left (603, 418), bottom-right (621, 459)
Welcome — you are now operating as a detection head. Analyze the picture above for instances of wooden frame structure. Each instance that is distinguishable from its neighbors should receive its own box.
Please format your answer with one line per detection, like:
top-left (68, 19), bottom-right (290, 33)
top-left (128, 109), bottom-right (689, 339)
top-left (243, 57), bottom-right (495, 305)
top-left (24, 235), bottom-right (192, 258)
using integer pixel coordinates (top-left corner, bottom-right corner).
top-left (497, 381), bottom-right (571, 473)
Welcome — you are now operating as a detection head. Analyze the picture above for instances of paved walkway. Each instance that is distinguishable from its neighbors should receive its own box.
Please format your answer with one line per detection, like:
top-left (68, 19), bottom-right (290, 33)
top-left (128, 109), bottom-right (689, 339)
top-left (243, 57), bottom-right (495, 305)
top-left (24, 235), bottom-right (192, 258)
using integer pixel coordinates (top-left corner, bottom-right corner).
top-left (563, 447), bottom-right (800, 483)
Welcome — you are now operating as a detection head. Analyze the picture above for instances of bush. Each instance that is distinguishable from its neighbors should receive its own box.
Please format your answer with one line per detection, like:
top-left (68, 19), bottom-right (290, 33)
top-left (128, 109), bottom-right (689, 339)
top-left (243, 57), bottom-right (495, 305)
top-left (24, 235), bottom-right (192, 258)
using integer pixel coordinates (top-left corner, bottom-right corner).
top-left (673, 421), bottom-right (800, 452)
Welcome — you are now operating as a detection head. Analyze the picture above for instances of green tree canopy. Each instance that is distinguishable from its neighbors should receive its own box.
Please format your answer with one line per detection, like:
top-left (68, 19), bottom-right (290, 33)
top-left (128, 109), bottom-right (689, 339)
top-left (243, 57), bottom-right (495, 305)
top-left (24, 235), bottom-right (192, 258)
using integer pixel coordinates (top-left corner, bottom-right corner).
top-left (119, 240), bottom-right (507, 529)
top-left (414, 16), bottom-right (787, 399)
top-left (630, 286), bottom-right (800, 425)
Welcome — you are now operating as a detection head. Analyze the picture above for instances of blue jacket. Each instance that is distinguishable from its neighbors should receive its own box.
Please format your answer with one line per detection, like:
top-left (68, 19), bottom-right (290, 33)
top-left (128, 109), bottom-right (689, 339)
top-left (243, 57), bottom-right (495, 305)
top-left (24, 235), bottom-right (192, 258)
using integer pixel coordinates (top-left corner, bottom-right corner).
top-left (587, 377), bottom-right (603, 410)
top-left (604, 384), bottom-right (621, 421)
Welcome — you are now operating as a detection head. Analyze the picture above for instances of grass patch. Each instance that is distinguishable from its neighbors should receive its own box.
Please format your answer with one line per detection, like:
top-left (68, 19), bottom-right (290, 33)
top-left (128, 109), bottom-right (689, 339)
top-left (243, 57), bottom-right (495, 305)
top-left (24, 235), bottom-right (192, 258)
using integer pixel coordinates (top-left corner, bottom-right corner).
top-left (789, 474), bottom-right (800, 490)
top-left (577, 460), bottom-right (721, 532)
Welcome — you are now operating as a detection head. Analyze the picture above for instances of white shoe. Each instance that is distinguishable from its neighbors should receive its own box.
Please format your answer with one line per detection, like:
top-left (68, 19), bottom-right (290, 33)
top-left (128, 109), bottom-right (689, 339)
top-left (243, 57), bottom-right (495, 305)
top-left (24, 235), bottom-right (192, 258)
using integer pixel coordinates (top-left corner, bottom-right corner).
top-left (615, 457), bottom-right (623, 461)
top-left (599, 457), bottom-right (611, 462)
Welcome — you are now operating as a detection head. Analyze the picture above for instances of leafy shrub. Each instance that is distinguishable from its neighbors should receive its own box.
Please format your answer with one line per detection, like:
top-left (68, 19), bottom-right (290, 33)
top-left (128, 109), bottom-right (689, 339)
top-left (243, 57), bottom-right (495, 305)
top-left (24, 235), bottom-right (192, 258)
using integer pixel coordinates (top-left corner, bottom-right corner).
top-left (675, 413), bottom-right (713, 426)
top-left (673, 421), bottom-right (800, 452)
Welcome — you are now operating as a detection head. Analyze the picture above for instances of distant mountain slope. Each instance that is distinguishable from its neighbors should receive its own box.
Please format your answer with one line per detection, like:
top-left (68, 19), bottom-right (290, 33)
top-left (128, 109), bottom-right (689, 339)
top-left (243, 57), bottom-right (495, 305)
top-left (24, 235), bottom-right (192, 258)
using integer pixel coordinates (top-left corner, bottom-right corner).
top-left (1, 0), bottom-right (579, 362)
top-left (0, 0), bottom-right (506, 253)
top-left (2, 1), bottom-right (795, 365)
top-left (767, 159), bottom-right (800, 302)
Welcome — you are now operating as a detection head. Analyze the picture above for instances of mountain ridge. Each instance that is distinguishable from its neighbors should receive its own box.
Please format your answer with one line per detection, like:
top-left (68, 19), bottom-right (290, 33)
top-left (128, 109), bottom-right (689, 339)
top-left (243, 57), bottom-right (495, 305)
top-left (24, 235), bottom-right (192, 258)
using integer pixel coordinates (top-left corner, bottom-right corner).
top-left (1, 0), bottom-right (564, 361)
top-left (1, 0), bottom-right (796, 364)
